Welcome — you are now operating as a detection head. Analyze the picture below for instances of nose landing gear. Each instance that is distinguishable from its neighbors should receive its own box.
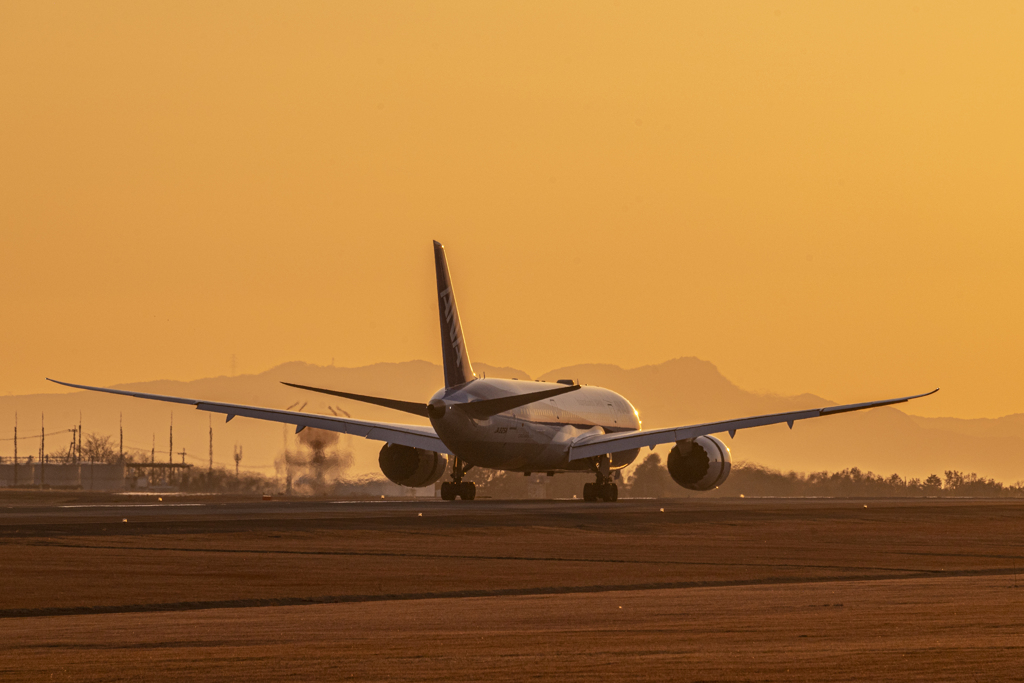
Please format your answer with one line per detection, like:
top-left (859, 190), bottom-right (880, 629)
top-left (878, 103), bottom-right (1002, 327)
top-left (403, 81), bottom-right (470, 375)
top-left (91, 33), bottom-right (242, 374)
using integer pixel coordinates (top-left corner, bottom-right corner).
top-left (440, 456), bottom-right (476, 501)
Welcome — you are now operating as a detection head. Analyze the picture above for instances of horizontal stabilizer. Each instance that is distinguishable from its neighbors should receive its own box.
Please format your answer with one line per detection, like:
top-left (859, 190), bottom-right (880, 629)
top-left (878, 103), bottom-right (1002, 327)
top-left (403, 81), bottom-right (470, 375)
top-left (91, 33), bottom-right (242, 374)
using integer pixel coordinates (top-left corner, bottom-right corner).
top-left (281, 382), bottom-right (430, 418)
top-left (455, 384), bottom-right (581, 419)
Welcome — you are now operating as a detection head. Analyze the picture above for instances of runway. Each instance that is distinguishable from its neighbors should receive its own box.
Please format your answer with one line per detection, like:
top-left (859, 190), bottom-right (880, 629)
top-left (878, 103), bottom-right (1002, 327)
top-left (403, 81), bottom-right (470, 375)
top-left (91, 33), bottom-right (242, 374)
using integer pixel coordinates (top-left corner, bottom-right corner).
top-left (3, 491), bottom-right (1017, 526)
top-left (2, 496), bottom-right (1023, 680)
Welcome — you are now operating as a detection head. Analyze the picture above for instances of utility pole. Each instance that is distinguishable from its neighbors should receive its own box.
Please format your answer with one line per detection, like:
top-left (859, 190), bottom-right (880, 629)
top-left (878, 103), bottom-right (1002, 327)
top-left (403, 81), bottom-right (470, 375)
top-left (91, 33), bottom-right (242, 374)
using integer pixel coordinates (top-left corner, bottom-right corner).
top-left (180, 447), bottom-right (186, 465)
top-left (39, 413), bottom-right (45, 488)
top-left (151, 434), bottom-right (155, 463)
top-left (119, 413), bottom-right (124, 463)
top-left (90, 447), bottom-right (94, 491)
top-left (234, 445), bottom-right (242, 477)
top-left (13, 412), bottom-right (17, 486)
top-left (78, 413), bottom-right (82, 463)
top-left (167, 414), bottom-right (174, 487)
top-left (87, 414), bottom-right (94, 491)
top-left (208, 416), bottom-right (213, 474)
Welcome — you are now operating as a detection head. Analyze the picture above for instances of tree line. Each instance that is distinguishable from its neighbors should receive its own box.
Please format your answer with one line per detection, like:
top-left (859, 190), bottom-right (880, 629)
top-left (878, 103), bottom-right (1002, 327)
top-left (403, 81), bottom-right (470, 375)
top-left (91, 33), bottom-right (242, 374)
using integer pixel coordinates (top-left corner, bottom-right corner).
top-left (625, 453), bottom-right (1024, 498)
top-left (14, 434), bottom-right (1024, 498)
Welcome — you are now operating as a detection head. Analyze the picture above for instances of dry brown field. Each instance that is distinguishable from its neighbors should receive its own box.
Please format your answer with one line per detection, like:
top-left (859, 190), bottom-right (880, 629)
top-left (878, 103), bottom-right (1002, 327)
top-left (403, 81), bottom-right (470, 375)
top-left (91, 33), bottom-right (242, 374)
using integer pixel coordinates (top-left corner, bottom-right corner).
top-left (1, 494), bottom-right (1023, 681)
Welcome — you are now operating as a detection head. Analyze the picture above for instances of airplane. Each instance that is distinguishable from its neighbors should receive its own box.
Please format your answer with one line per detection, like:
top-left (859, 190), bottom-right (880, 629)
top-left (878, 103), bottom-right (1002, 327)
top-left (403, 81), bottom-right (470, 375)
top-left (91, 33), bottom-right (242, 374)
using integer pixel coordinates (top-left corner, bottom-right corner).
top-left (50, 241), bottom-right (938, 502)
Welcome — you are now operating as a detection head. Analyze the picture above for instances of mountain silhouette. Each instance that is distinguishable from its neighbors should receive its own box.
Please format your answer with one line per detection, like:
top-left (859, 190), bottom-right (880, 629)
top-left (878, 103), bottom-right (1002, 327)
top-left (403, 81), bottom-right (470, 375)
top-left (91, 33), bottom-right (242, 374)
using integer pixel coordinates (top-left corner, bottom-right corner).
top-left (3, 358), bottom-right (1021, 484)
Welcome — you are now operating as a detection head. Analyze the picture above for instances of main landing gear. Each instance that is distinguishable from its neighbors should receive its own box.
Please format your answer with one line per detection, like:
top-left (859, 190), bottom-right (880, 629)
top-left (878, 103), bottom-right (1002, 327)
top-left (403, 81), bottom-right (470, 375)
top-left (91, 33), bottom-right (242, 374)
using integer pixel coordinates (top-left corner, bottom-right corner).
top-left (583, 477), bottom-right (618, 502)
top-left (440, 457), bottom-right (476, 501)
top-left (582, 455), bottom-right (618, 502)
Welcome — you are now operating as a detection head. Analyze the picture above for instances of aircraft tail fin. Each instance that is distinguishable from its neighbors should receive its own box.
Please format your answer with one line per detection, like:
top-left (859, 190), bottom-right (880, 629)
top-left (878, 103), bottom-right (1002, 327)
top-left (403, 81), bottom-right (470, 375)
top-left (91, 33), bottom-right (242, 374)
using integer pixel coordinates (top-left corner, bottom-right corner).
top-left (434, 241), bottom-right (476, 388)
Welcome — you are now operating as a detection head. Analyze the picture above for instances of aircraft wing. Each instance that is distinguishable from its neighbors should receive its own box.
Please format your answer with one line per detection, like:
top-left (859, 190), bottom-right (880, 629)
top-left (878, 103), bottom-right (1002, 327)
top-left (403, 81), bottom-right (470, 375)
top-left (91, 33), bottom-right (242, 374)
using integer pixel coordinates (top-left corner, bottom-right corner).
top-left (47, 379), bottom-right (449, 454)
top-left (568, 389), bottom-right (939, 461)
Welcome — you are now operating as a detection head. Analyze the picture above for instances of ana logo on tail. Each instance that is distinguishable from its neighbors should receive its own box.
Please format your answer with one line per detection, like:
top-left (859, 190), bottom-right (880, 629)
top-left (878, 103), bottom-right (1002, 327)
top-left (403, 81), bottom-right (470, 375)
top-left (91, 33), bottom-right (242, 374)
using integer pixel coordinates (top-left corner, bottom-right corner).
top-left (438, 286), bottom-right (463, 367)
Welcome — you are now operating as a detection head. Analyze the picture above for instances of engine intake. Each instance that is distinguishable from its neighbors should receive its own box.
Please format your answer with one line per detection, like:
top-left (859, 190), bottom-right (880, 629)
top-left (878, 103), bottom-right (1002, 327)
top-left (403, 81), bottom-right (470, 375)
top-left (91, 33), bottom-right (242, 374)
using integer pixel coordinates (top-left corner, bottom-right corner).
top-left (378, 443), bottom-right (448, 488)
top-left (667, 435), bottom-right (731, 491)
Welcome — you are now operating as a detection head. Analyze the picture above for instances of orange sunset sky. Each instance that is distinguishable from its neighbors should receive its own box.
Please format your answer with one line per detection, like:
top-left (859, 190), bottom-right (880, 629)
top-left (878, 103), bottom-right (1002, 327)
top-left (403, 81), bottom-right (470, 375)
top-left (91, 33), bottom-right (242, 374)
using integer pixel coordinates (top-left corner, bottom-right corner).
top-left (1, 2), bottom-right (1022, 419)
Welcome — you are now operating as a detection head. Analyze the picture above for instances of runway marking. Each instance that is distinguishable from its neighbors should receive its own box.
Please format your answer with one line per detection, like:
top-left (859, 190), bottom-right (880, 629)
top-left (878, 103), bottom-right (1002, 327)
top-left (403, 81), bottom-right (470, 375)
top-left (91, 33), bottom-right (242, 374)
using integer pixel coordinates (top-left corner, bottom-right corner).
top-left (0, 567), bottom-right (1018, 620)
top-left (22, 540), bottom-right (952, 576)
top-left (56, 504), bottom-right (207, 509)
top-left (328, 500), bottom-right (442, 504)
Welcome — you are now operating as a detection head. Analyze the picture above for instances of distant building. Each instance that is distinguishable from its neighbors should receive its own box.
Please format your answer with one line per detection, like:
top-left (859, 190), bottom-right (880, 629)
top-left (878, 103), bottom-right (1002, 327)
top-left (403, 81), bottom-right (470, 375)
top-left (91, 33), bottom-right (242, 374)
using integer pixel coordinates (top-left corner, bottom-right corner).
top-left (0, 463), bottom-right (126, 491)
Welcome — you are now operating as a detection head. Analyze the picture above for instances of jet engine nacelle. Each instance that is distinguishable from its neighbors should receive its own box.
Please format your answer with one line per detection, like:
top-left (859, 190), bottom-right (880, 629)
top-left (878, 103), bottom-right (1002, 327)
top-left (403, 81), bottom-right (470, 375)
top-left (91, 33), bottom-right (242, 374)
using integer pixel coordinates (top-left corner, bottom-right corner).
top-left (378, 443), bottom-right (448, 488)
top-left (667, 435), bottom-right (732, 491)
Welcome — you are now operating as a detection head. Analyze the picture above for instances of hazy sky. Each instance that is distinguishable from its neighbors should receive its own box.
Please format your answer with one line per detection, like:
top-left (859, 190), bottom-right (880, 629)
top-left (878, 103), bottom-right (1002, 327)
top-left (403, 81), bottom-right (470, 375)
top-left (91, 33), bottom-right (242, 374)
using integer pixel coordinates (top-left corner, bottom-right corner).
top-left (2, 2), bottom-right (1021, 419)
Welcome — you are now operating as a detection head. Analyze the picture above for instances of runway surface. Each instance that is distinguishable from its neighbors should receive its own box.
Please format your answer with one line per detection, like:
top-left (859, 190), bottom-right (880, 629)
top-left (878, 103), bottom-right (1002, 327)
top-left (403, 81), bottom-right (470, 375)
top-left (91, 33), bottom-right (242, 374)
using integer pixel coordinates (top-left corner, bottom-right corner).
top-left (2, 495), bottom-right (1023, 680)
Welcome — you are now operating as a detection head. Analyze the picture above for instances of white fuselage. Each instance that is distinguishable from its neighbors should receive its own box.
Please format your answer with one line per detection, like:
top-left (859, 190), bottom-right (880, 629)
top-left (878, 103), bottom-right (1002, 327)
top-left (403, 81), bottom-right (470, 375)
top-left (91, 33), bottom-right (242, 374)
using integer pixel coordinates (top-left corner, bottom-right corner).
top-left (429, 378), bottom-right (642, 473)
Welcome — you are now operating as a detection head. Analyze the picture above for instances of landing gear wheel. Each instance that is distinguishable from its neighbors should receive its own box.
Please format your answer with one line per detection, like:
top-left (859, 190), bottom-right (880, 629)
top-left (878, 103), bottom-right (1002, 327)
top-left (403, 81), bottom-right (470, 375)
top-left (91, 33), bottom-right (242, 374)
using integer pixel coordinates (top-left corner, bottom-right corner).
top-left (458, 481), bottom-right (476, 501)
top-left (583, 469), bottom-right (619, 502)
top-left (441, 457), bottom-right (475, 501)
top-left (601, 483), bottom-right (618, 502)
top-left (583, 454), bottom-right (619, 502)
